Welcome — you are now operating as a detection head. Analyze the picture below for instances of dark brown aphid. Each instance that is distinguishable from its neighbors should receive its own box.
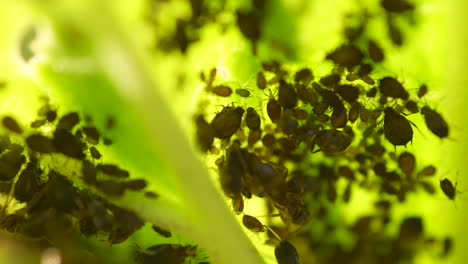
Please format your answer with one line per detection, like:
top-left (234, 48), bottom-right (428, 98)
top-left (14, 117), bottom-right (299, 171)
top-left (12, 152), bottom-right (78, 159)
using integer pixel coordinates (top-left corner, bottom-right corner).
top-left (262, 133), bottom-right (276, 148)
top-left (96, 180), bottom-right (126, 196)
top-left (280, 116), bottom-right (299, 135)
top-left (346, 73), bottom-right (360, 81)
top-left (45, 110), bottom-right (57, 122)
top-left (97, 164), bottom-right (130, 178)
top-left (2, 116), bottom-right (22, 134)
top-left (236, 11), bottom-right (261, 52)
top-left (336, 84), bottom-right (360, 103)
top-left (331, 108), bottom-right (348, 128)
top-left (366, 87), bottom-right (377, 98)
top-left (361, 75), bottom-right (375, 85)
top-left (292, 108), bottom-right (308, 120)
top-left (124, 179), bottom-right (147, 190)
top-left (387, 16), bottom-right (403, 46)
top-left (442, 237), bottom-right (453, 257)
top-left (398, 152), bottom-right (415, 176)
top-left (440, 178), bottom-right (456, 200)
top-left (315, 129), bottom-right (351, 153)
top-left (405, 100), bottom-right (419, 113)
top-left (236, 88), bottom-right (251, 97)
top-left (379, 76), bottom-right (409, 100)
top-left (384, 107), bottom-right (413, 146)
top-left (89, 146), bottom-right (101, 159)
top-left (211, 85), bottom-right (232, 97)
top-left (83, 126), bottom-right (100, 145)
top-left (135, 244), bottom-right (197, 264)
top-left (26, 134), bottom-right (56, 153)
top-left (419, 181), bottom-right (435, 194)
top-left (145, 191), bottom-right (159, 198)
top-left (14, 161), bottom-right (42, 203)
top-left (368, 40), bottom-right (385, 62)
top-left (294, 68), bottom-right (313, 85)
top-left (220, 141), bottom-right (246, 197)
top-left (106, 116), bottom-right (116, 130)
top-left (152, 225), bottom-right (171, 237)
top-left (319, 74), bottom-right (340, 87)
top-left (53, 129), bottom-right (85, 159)
top-left (232, 194), bottom-right (244, 214)
top-left (56, 112), bottom-right (80, 130)
top-left (248, 129), bottom-right (262, 146)
top-left (211, 106), bottom-right (244, 139)
top-left (267, 99), bottom-right (282, 123)
top-left (326, 45), bottom-right (363, 69)
top-left (399, 217), bottom-right (424, 242)
top-left (421, 106), bottom-right (449, 138)
top-left (82, 159), bottom-right (97, 184)
top-left (357, 64), bottom-right (373, 77)
top-left (418, 84), bottom-right (428, 98)
top-left (242, 214), bottom-right (264, 232)
top-left (278, 80), bottom-right (297, 109)
top-left (418, 165), bottom-right (436, 176)
top-left (30, 119), bottom-right (46, 128)
top-left (275, 240), bottom-right (300, 264)
top-left (381, 0), bottom-right (414, 13)
top-left (245, 107), bottom-right (261, 130)
top-left (343, 182), bottom-right (352, 203)
top-left (47, 171), bottom-right (80, 213)
top-left (195, 115), bottom-right (214, 152)
top-left (348, 102), bottom-right (360, 123)
top-left (0, 147), bottom-right (26, 181)
top-left (314, 86), bottom-right (344, 110)
top-left (109, 207), bottom-right (144, 244)
top-left (257, 72), bottom-right (267, 89)
top-left (338, 166), bottom-right (355, 180)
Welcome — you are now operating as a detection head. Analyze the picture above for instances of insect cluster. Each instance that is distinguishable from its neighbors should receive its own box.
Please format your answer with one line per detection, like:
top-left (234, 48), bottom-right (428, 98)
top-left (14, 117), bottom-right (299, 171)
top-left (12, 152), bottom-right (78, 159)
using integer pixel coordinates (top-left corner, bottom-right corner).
top-left (193, 1), bottom-right (454, 262)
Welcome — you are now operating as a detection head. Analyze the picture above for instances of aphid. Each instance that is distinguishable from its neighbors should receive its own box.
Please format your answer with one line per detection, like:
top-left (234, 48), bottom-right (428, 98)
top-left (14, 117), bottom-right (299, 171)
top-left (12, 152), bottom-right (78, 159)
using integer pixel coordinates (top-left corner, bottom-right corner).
top-left (242, 214), bottom-right (264, 232)
top-left (135, 244), bottom-right (197, 264)
top-left (220, 141), bottom-right (246, 197)
top-left (89, 146), bottom-right (101, 159)
top-left (366, 87), bottom-right (377, 98)
top-left (56, 112), bottom-right (80, 130)
top-left (257, 72), bottom-right (267, 89)
top-left (195, 115), bottom-right (214, 152)
top-left (313, 102), bottom-right (329, 116)
top-left (125, 179), bottom-right (148, 190)
top-left (26, 134), bottom-right (56, 153)
top-left (292, 108), bottom-right (308, 120)
top-left (405, 100), bottom-right (419, 113)
top-left (103, 137), bottom-right (113, 145)
top-left (338, 166), bottom-right (355, 180)
top-left (315, 129), bottom-right (351, 153)
top-left (106, 115), bottom-right (116, 130)
top-left (267, 98), bottom-right (282, 123)
top-left (314, 86), bottom-right (344, 110)
top-left (144, 191), bottom-right (159, 198)
top-left (262, 134), bottom-right (276, 148)
top-left (109, 207), bottom-right (144, 244)
top-left (331, 108), bottom-right (348, 128)
top-left (358, 64), bottom-right (373, 77)
top-left (248, 129), bottom-right (262, 146)
top-left (236, 11), bottom-right (261, 52)
top-left (368, 40), bottom-right (384, 62)
top-left (336, 84), bottom-right (359, 103)
top-left (361, 75), bottom-right (375, 85)
top-left (343, 182), bottom-right (352, 203)
top-left (379, 76), bottom-right (409, 100)
top-left (53, 129), bottom-right (85, 159)
top-left (399, 217), bottom-right (424, 242)
top-left (82, 159), bottom-right (97, 184)
top-left (440, 178), bottom-right (456, 200)
top-left (45, 110), bottom-right (57, 122)
top-left (14, 161), bottom-right (42, 203)
top-left (387, 16), bottom-right (403, 46)
top-left (211, 106), bottom-right (244, 139)
top-left (97, 164), bottom-right (130, 178)
top-left (152, 225), bottom-right (171, 237)
top-left (346, 73), bottom-right (360, 81)
top-left (275, 240), bottom-right (300, 264)
top-left (278, 80), bottom-right (298, 109)
top-left (418, 84), bottom-right (428, 98)
top-left (442, 237), bottom-right (453, 257)
top-left (383, 107), bottom-right (413, 146)
top-left (0, 148), bottom-right (26, 181)
top-left (232, 194), bottom-right (244, 214)
top-left (210, 85), bottom-right (232, 97)
top-left (280, 116), bottom-right (299, 135)
top-left (245, 107), bottom-right (261, 130)
top-left (83, 126), bottom-right (100, 145)
top-left (2, 116), bottom-right (22, 134)
top-left (326, 45), bottom-right (363, 69)
top-left (30, 119), bottom-right (46, 128)
top-left (47, 171), bottom-right (80, 213)
top-left (319, 74), bottom-right (340, 87)
top-left (235, 88), bottom-right (251, 97)
top-left (96, 180), bottom-right (126, 196)
top-left (381, 0), bottom-right (414, 13)
top-left (348, 102), bottom-right (360, 123)
top-left (421, 106), bottom-right (449, 138)
top-left (294, 68), bottom-right (313, 85)
top-left (398, 152), bottom-right (415, 176)
top-left (419, 181), bottom-right (435, 194)
top-left (418, 165), bottom-right (436, 176)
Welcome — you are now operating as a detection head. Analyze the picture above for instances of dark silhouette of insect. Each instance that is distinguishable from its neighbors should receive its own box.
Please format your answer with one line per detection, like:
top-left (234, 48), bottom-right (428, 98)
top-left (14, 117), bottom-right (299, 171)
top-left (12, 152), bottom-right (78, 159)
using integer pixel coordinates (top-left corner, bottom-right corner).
top-left (294, 68), bottom-right (313, 85)
top-left (331, 108), bottom-right (348, 128)
top-left (278, 80), bottom-right (297, 109)
top-left (358, 64), bottom-right (373, 77)
top-left (257, 72), bottom-right (267, 89)
top-left (442, 237), bottom-right (453, 257)
top-left (343, 182), bottom-right (352, 203)
top-left (220, 141), bottom-right (246, 198)
top-left (248, 129), bottom-right (262, 146)
top-left (103, 137), bottom-right (113, 145)
top-left (53, 129), bottom-right (85, 159)
top-left (418, 84), bottom-right (428, 98)
top-left (421, 106), bottom-right (449, 138)
top-left (381, 0), bottom-right (414, 13)
top-left (315, 129), bottom-right (351, 153)
top-left (145, 191), bottom-right (159, 198)
top-left (0, 147), bottom-right (26, 181)
top-left (89, 146), bottom-right (101, 159)
top-left (125, 179), bottom-right (147, 191)
top-left (97, 164), bottom-right (130, 178)
top-left (387, 16), bottom-right (403, 46)
top-left (45, 110), bottom-right (57, 122)
top-left (418, 165), bottom-right (436, 176)
top-left (236, 11), bottom-right (261, 54)
top-left (30, 119), bottom-right (46, 128)
top-left (398, 152), bottom-right (415, 176)
top-left (292, 109), bottom-right (308, 120)
top-left (106, 115), bottom-right (116, 130)
top-left (232, 194), bottom-right (244, 214)
top-left (405, 100), bottom-right (419, 113)
top-left (379, 76), bottom-right (409, 100)
top-left (135, 244), bottom-right (197, 264)
top-left (195, 115), bottom-right (214, 152)
top-left (314, 85), bottom-right (344, 111)
top-left (368, 40), bottom-right (384, 62)
top-left (275, 240), bottom-right (300, 264)
top-left (26, 134), bottom-right (56, 153)
top-left (211, 106), bottom-right (244, 139)
top-left (242, 214), bottom-right (264, 232)
top-left (366, 87), bottom-right (377, 98)
top-left (96, 180), bottom-right (126, 197)
top-left (56, 112), bottom-right (80, 130)
top-left (348, 102), bottom-right (360, 123)
top-left (83, 126), bottom-right (100, 145)
top-left (2, 116), bottom-right (22, 134)
top-left (326, 45), bottom-right (363, 69)
top-left (82, 159), bottom-right (97, 184)
top-left (152, 225), bottom-right (171, 237)
top-left (211, 85), bottom-right (232, 97)
top-left (336, 84), bottom-right (359, 103)
top-left (361, 75), bottom-right (375, 85)
top-left (319, 74), bottom-right (340, 87)
top-left (236, 88), bottom-right (251, 97)
top-left (245, 107), bottom-right (261, 130)
top-left (440, 178), bottom-right (456, 200)
top-left (14, 161), bottom-right (42, 203)
top-left (383, 107), bottom-right (413, 146)
top-left (267, 98), bottom-right (282, 123)
top-left (262, 133), bottom-right (276, 148)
